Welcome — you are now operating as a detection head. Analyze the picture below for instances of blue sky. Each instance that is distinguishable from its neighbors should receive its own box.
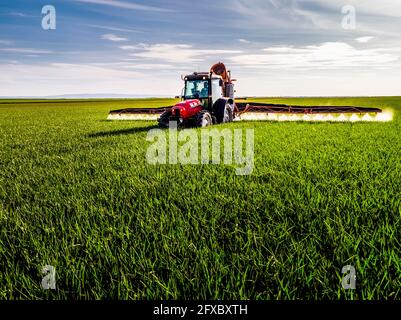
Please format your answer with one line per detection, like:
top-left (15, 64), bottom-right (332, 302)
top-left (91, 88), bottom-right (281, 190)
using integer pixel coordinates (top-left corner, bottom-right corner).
top-left (1, 0), bottom-right (401, 97)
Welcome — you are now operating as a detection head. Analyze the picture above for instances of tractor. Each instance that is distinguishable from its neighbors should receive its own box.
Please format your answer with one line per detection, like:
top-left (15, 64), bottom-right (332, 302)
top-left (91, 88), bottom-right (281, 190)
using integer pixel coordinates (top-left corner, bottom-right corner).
top-left (158, 62), bottom-right (236, 128)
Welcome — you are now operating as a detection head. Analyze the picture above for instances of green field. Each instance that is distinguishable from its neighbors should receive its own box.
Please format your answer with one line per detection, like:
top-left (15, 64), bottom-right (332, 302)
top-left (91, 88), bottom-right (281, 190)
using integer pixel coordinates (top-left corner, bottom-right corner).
top-left (1, 97), bottom-right (401, 299)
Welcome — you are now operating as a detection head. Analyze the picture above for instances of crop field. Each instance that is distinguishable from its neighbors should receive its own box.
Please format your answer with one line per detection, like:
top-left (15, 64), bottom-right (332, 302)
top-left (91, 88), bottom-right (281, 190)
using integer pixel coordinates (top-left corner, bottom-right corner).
top-left (0, 97), bottom-right (401, 300)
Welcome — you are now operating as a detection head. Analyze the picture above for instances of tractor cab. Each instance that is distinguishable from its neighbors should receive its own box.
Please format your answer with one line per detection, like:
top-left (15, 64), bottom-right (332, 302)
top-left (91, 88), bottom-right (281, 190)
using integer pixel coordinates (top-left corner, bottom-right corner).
top-left (183, 73), bottom-right (225, 111)
top-left (182, 62), bottom-right (235, 112)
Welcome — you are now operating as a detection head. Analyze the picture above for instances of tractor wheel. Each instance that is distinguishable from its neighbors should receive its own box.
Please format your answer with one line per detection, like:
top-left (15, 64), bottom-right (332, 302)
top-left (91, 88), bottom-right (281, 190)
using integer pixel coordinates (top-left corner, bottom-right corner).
top-left (195, 111), bottom-right (213, 128)
top-left (223, 102), bottom-right (234, 123)
top-left (215, 99), bottom-right (234, 124)
top-left (158, 110), bottom-right (172, 128)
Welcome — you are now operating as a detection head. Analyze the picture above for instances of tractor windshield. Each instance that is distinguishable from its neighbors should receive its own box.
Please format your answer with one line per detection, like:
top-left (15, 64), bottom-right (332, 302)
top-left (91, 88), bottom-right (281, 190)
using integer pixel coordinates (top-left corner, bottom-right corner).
top-left (184, 80), bottom-right (209, 99)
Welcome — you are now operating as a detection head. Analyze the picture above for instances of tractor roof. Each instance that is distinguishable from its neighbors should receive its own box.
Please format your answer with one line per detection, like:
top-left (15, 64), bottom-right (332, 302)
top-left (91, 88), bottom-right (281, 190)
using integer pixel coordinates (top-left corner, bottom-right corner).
top-left (184, 72), bottom-right (222, 81)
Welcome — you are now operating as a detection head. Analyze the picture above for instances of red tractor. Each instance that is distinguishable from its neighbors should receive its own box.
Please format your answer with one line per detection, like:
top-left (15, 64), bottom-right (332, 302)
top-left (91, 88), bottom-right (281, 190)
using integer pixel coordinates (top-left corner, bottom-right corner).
top-left (157, 62), bottom-right (235, 128)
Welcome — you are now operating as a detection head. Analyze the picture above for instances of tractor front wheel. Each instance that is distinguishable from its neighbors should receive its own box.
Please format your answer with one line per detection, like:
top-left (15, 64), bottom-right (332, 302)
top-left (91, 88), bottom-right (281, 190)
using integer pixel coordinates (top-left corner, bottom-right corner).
top-left (196, 111), bottom-right (213, 128)
top-left (158, 110), bottom-right (172, 128)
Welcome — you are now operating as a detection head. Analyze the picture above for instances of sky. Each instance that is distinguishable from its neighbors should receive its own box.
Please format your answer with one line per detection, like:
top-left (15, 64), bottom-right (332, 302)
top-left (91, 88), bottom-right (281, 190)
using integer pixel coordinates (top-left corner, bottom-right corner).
top-left (0, 0), bottom-right (401, 97)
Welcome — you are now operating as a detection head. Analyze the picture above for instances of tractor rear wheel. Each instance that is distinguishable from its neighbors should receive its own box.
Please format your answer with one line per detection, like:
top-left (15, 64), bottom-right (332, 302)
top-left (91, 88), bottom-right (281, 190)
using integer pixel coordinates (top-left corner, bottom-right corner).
top-left (195, 111), bottom-right (213, 127)
top-left (215, 99), bottom-right (234, 124)
top-left (158, 110), bottom-right (172, 128)
top-left (223, 102), bottom-right (234, 123)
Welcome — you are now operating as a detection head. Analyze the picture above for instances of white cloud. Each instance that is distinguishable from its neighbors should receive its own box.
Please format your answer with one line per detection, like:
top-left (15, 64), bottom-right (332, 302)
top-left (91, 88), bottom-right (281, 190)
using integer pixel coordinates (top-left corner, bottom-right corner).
top-left (238, 39), bottom-right (250, 44)
top-left (119, 43), bottom-right (148, 50)
top-left (8, 12), bottom-right (29, 17)
top-left (1, 56), bottom-right (401, 97)
top-left (234, 70), bottom-right (401, 97)
top-left (122, 43), bottom-right (242, 63)
top-left (48, 63), bottom-right (142, 78)
top-left (230, 0), bottom-right (322, 30)
top-left (101, 33), bottom-right (128, 42)
top-left (122, 63), bottom-right (174, 70)
top-left (356, 36), bottom-right (374, 43)
top-left (84, 61), bottom-right (175, 70)
top-left (0, 48), bottom-right (54, 54)
top-left (75, 0), bottom-right (173, 12)
top-left (0, 62), bottom-right (180, 96)
top-left (86, 24), bottom-right (141, 33)
top-left (0, 62), bottom-right (142, 84)
top-left (230, 42), bottom-right (400, 69)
